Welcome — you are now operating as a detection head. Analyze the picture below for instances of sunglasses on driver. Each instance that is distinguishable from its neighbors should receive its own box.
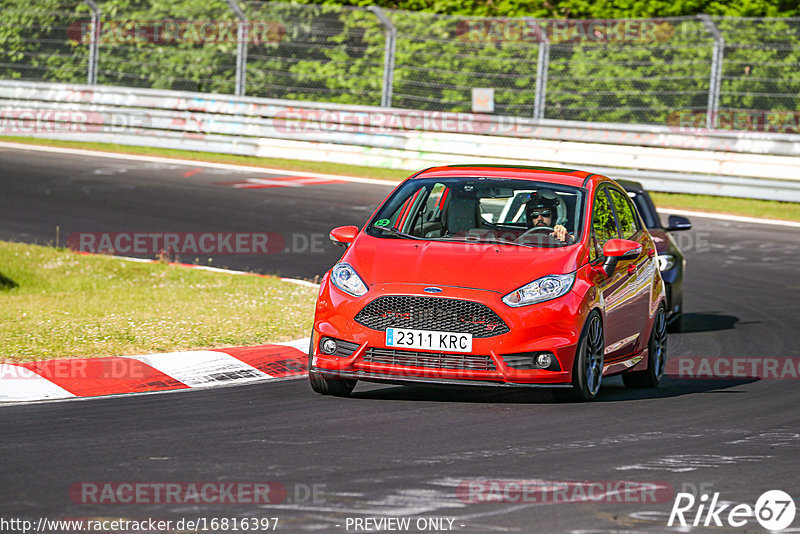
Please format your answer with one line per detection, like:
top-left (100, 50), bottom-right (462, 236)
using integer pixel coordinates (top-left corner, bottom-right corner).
top-left (527, 209), bottom-right (552, 218)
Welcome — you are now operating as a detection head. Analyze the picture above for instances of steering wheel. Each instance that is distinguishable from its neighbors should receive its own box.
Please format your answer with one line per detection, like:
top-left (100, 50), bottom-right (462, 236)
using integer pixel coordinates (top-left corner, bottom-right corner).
top-left (520, 226), bottom-right (555, 238)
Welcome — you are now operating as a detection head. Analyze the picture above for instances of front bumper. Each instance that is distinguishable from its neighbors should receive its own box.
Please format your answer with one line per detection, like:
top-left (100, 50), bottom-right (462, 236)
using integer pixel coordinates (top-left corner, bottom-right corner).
top-left (318, 369), bottom-right (574, 388)
top-left (311, 280), bottom-right (590, 386)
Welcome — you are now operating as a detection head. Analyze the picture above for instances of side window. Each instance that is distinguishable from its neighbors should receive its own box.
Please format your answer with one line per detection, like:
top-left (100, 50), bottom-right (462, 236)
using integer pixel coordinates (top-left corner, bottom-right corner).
top-left (609, 188), bottom-right (640, 239)
top-left (394, 191), bottom-right (420, 231)
top-left (424, 183), bottom-right (448, 222)
top-left (592, 187), bottom-right (619, 255)
top-left (409, 183), bottom-right (448, 237)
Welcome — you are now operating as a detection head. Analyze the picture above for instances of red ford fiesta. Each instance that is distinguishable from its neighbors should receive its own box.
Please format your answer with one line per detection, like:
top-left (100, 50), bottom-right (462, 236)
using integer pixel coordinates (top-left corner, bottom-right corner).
top-left (309, 165), bottom-right (667, 401)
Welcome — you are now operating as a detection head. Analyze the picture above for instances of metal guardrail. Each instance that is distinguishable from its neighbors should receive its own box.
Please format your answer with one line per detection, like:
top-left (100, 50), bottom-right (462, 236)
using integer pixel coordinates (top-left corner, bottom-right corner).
top-left (1, 80), bottom-right (800, 202)
top-left (4, 3), bottom-right (800, 130)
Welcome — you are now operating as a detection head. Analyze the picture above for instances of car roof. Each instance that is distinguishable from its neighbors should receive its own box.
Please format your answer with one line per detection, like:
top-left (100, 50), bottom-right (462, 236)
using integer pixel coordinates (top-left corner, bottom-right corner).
top-left (413, 165), bottom-right (594, 188)
top-left (615, 179), bottom-right (645, 193)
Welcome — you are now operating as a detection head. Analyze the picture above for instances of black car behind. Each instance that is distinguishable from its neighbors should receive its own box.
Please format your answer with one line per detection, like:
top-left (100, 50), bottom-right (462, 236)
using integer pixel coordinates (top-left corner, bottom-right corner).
top-left (617, 180), bottom-right (691, 332)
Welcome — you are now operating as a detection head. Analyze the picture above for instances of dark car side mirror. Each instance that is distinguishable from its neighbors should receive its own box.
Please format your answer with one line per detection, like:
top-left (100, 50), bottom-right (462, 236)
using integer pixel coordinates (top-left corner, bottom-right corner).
top-left (330, 225), bottom-right (359, 248)
top-left (601, 238), bottom-right (642, 276)
top-left (666, 215), bottom-right (692, 232)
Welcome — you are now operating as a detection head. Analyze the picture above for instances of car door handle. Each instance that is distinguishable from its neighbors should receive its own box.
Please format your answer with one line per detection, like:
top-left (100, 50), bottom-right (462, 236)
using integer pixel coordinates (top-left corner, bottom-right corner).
top-left (646, 249), bottom-right (655, 258)
top-left (627, 263), bottom-right (637, 275)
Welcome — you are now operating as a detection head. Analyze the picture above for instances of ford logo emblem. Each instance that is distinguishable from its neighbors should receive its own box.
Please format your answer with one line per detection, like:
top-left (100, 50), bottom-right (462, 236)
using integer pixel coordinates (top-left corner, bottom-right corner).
top-left (423, 287), bottom-right (443, 293)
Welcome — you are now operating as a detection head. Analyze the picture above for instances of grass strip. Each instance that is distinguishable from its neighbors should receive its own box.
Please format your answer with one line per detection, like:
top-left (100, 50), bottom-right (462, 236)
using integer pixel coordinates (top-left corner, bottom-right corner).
top-left (2, 135), bottom-right (799, 222)
top-left (650, 192), bottom-right (800, 222)
top-left (0, 241), bottom-right (316, 362)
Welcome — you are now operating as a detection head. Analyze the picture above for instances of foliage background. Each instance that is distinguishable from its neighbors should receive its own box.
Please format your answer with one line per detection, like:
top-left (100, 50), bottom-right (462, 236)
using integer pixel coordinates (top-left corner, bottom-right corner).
top-left (0, 0), bottom-right (797, 126)
top-left (302, 0), bottom-right (800, 18)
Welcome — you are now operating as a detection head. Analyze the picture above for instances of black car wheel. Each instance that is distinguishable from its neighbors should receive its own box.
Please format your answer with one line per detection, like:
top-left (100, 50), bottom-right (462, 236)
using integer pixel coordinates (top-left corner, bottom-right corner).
top-left (308, 334), bottom-right (357, 397)
top-left (623, 305), bottom-right (667, 388)
top-left (667, 308), bottom-right (682, 333)
top-left (556, 311), bottom-right (604, 402)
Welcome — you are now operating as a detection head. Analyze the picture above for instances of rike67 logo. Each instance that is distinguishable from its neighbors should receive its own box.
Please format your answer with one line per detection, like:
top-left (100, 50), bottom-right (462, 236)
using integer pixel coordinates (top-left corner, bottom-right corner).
top-left (668, 490), bottom-right (796, 531)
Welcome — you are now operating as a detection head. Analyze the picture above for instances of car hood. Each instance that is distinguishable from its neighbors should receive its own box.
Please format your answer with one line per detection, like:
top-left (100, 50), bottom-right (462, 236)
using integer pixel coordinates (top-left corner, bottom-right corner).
top-left (341, 234), bottom-right (585, 294)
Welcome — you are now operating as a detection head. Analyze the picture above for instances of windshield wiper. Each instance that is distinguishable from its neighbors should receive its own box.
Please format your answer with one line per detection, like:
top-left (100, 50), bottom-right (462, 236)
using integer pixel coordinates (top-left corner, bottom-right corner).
top-left (430, 236), bottom-right (537, 248)
top-left (374, 226), bottom-right (424, 240)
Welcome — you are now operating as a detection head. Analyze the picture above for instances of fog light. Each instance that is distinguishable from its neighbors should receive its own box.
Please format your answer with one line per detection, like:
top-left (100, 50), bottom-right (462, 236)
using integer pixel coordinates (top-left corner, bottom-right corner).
top-left (536, 353), bottom-right (553, 368)
top-left (320, 337), bottom-right (337, 355)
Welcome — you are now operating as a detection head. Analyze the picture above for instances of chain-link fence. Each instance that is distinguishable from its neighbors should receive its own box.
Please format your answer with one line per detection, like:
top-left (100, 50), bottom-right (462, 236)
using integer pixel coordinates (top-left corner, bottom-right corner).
top-left (715, 18), bottom-right (800, 117)
top-left (386, 11), bottom-right (544, 117)
top-left (93, 0), bottom-right (239, 93)
top-left (545, 17), bottom-right (715, 124)
top-left (242, 2), bottom-right (386, 104)
top-left (0, 0), bottom-right (92, 83)
top-left (1, 0), bottom-right (798, 131)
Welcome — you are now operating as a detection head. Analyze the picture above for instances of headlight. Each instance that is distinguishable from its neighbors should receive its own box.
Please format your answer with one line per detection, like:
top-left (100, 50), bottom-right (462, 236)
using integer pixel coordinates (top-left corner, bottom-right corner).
top-left (502, 272), bottom-right (575, 307)
top-left (657, 254), bottom-right (676, 272)
top-left (330, 262), bottom-right (368, 297)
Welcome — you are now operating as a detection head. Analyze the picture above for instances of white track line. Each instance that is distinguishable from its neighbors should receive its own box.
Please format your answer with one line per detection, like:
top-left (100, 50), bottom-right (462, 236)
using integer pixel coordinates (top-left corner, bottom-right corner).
top-left (0, 141), bottom-right (396, 186)
top-left (105, 254), bottom-right (321, 288)
top-left (2, 140), bottom-right (796, 228)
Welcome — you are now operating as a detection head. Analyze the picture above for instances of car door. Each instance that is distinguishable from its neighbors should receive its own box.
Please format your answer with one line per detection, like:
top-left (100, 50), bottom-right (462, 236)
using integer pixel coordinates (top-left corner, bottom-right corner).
top-left (608, 186), bottom-right (654, 355)
top-left (590, 185), bottom-right (642, 362)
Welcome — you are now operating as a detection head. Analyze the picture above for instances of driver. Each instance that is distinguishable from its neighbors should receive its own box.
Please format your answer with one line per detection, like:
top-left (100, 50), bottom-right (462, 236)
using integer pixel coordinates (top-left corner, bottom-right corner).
top-left (525, 190), bottom-right (572, 243)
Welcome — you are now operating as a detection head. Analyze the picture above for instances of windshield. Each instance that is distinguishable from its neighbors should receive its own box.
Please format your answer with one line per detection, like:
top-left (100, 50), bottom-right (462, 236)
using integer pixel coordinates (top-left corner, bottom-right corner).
top-left (626, 190), bottom-right (660, 229)
top-left (367, 177), bottom-right (586, 248)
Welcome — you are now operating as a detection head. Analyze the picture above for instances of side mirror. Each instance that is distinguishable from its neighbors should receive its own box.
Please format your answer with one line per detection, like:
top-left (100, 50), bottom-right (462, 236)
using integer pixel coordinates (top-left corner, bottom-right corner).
top-left (329, 225), bottom-right (359, 248)
top-left (666, 215), bottom-right (691, 232)
top-left (601, 238), bottom-right (642, 276)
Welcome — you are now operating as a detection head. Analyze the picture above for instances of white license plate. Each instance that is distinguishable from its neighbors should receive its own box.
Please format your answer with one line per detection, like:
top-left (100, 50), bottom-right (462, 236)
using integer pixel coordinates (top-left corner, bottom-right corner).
top-left (386, 328), bottom-right (473, 353)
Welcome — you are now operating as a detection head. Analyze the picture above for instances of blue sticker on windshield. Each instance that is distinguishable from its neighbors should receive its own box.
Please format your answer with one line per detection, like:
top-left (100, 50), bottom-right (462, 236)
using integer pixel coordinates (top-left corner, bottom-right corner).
top-left (375, 219), bottom-right (391, 227)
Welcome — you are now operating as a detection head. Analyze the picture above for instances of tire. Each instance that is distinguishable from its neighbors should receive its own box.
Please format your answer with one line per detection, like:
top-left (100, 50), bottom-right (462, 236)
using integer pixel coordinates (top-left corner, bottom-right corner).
top-left (666, 310), bottom-right (682, 333)
top-left (308, 334), bottom-right (357, 397)
top-left (555, 312), bottom-right (604, 402)
top-left (623, 305), bottom-right (667, 388)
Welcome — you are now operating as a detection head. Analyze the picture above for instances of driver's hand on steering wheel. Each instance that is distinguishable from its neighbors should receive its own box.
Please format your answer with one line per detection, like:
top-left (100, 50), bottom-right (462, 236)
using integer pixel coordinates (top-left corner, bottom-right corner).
top-left (551, 224), bottom-right (568, 242)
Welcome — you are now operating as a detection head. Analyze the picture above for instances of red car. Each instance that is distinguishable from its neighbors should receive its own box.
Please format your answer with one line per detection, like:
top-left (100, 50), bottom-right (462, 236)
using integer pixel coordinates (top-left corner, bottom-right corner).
top-left (309, 165), bottom-right (668, 401)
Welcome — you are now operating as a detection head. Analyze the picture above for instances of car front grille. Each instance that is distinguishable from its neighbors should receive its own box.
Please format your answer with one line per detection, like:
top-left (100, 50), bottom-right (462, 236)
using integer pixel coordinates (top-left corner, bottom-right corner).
top-left (363, 347), bottom-right (496, 371)
top-left (354, 296), bottom-right (509, 338)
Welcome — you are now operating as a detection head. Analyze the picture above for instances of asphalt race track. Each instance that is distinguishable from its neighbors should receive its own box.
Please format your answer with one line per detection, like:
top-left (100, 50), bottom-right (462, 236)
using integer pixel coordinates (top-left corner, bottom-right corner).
top-left (1, 145), bottom-right (799, 533)
top-left (0, 146), bottom-right (385, 280)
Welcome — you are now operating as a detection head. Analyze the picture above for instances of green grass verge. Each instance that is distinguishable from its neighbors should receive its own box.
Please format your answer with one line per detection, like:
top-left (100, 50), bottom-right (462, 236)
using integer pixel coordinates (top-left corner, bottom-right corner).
top-left (0, 241), bottom-right (317, 362)
top-left (650, 192), bottom-right (800, 222)
top-left (2, 135), bottom-right (799, 222)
